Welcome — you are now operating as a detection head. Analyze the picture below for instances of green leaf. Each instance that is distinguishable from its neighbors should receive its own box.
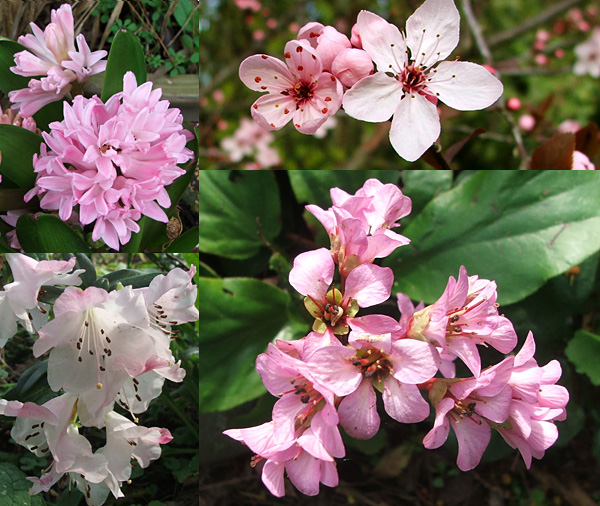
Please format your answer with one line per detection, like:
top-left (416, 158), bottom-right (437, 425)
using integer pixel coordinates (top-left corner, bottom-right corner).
top-left (198, 277), bottom-right (304, 412)
top-left (0, 462), bottom-right (46, 506)
top-left (16, 214), bottom-right (90, 253)
top-left (164, 226), bottom-right (199, 252)
top-left (198, 171), bottom-right (281, 260)
top-left (0, 39), bottom-right (29, 94)
top-left (101, 29), bottom-right (146, 102)
top-left (565, 329), bottom-right (600, 385)
top-left (288, 170), bottom-right (401, 209)
top-left (2, 361), bottom-right (55, 405)
top-left (384, 171), bottom-right (600, 305)
top-left (74, 253), bottom-right (97, 288)
top-left (401, 170), bottom-right (453, 221)
top-left (0, 125), bottom-right (43, 188)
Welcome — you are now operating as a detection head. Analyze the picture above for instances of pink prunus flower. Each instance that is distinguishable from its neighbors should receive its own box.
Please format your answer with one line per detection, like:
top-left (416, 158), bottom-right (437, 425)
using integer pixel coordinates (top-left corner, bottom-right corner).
top-left (8, 4), bottom-right (107, 116)
top-left (239, 40), bottom-right (343, 134)
top-left (574, 27), bottom-right (600, 77)
top-left (24, 72), bottom-right (194, 250)
top-left (343, 0), bottom-right (503, 161)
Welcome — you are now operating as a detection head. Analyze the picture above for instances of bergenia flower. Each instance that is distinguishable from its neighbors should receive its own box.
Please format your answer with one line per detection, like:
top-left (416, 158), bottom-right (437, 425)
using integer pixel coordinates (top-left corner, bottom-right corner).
top-left (343, 0), bottom-right (503, 161)
top-left (8, 4), bottom-right (107, 116)
top-left (239, 39), bottom-right (343, 134)
top-left (24, 71), bottom-right (195, 250)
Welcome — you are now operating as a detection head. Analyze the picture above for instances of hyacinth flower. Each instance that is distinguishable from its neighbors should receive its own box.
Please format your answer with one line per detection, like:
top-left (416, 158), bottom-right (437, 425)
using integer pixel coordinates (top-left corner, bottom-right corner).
top-left (342, 0), bottom-right (503, 161)
top-left (239, 39), bottom-right (344, 134)
top-left (8, 3), bottom-right (107, 117)
top-left (24, 72), bottom-right (195, 250)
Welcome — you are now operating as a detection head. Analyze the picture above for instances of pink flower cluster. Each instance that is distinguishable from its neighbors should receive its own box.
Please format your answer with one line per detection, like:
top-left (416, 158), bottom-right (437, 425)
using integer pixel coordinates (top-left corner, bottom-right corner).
top-left (224, 180), bottom-right (568, 497)
top-left (239, 0), bottom-right (503, 161)
top-left (0, 254), bottom-right (199, 505)
top-left (23, 72), bottom-right (195, 250)
top-left (221, 117), bottom-right (281, 169)
top-left (8, 4), bottom-right (107, 117)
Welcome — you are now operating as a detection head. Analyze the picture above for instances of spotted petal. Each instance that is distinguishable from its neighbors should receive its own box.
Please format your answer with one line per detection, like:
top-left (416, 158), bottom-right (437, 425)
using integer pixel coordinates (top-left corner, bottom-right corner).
top-left (239, 54), bottom-right (294, 92)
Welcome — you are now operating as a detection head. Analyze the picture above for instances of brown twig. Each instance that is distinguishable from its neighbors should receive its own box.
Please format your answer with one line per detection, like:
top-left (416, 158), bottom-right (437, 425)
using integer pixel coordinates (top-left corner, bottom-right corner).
top-left (461, 0), bottom-right (529, 169)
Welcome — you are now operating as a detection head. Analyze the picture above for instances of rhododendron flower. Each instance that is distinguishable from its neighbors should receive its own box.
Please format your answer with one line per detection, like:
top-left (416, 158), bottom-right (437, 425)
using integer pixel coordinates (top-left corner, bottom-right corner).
top-left (573, 27), bottom-right (600, 77)
top-left (343, 0), bottom-right (503, 161)
top-left (306, 179), bottom-right (411, 276)
top-left (8, 4), bottom-right (107, 116)
top-left (239, 39), bottom-right (343, 134)
top-left (0, 254), bottom-right (83, 345)
top-left (24, 72), bottom-right (195, 250)
top-left (407, 266), bottom-right (517, 377)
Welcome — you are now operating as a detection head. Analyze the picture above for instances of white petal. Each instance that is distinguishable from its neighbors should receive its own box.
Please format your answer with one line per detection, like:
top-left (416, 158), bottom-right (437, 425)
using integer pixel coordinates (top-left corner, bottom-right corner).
top-left (389, 93), bottom-right (440, 161)
top-left (357, 10), bottom-right (407, 73)
top-left (406, 0), bottom-right (460, 68)
top-left (239, 54), bottom-right (294, 92)
top-left (343, 72), bottom-right (403, 122)
top-left (427, 61), bottom-right (503, 111)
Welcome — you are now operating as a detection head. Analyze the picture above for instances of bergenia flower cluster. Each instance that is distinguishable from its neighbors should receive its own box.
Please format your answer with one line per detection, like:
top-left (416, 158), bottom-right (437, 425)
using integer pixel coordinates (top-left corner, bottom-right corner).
top-left (0, 254), bottom-right (199, 505)
top-left (224, 179), bottom-right (568, 497)
top-left (238, 0), bottom-right (503, 161)
top-left (23, 71), bottom-right (195, 250)
top-left (8, 4), bottom-right (107, 117)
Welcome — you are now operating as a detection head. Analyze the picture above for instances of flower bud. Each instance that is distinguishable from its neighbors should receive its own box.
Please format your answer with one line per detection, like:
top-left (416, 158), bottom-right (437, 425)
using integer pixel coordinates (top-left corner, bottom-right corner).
top-left (331, 48), bottom-right (373, 87)
top-left (315, 26), bottom-right (352, 71)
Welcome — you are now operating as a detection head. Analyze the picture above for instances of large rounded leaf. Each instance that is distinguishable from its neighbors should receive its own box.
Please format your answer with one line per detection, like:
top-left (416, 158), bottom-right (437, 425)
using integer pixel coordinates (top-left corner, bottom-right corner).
top-left (0, 125), bottom-right (42, 188)
top-left (384, 171), bottom-right (600, 305)
top-left (198, 171), bottom-right (281, 260)
top-left (198, 277), bottom-right (305, 412)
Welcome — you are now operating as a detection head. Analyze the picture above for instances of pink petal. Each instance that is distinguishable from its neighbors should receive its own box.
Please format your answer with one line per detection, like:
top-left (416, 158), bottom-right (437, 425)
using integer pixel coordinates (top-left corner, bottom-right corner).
top-left (250, 93), bottom-right (296, 131)
top-left (239, 54), bottom-right (294, 92)
top-left (356, 10), bottom-right (407, 74)
top-left (262, 460), bottom-right (285, 497)
top-left (284, 39), bottom-right (322, 80)
top-left (447, 337), bottom-right (481, 377)
top-left (307, 346), bottom-right (361, 396)
top-left (389, 93), bottom-right (440, 161)
top-left (338, 380), bottom-right (380, 439)
top-left (390, 339), bottom-right (439, 383)
top-left (405, 0), bottom-right (460, 68)
top-left (343, 72), bottom-right (403, 122)
top-left (286, 451), bottom-right (321, 496)
top-left (288, 247), bottom-right (334, 299)
top-left (423, 397), bottom-right (454, 449)
top-left (451, 414), bottom-right (490, 471)
top-left (344, 263), bottom-right (393, 308)
top-left (427, 61), bottom-right (503, 111)
top-left (383, 380), bottom-right (429, 423)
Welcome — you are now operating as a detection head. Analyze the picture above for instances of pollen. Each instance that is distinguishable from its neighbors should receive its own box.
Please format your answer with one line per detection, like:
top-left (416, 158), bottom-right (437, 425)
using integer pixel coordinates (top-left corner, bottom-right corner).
top-left (96, 382), bottom-right (103, 389)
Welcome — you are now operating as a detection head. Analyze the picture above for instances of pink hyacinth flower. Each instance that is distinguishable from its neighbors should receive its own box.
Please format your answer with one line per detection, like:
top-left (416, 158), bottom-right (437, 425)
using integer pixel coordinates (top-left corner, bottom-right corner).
top-left (239, 39), bottom-right (343, 134)
top-left (343, 0), bottom-right (503, 161)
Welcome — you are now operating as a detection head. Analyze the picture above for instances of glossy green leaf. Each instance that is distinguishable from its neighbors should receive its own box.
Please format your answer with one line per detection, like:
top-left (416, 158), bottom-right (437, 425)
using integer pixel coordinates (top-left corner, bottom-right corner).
top-left (289, 170), bottom-right (401, 208)
top-left (384, 171), bottom-right (600, 305)
top-left (164, 226), bottom-right (199, 252)
top-left (565, 329), bottom-right (600, 385)
top-left (0, 463), bottom-right (46, 506)
top-left (0, 39), bottom-right (29, 94)
top-left (0, 125), bottom-right (42, 188)
top-left (198, 171), bottom-right (281, 260)
top-left (2, 361), bottom-right (55, 405)
top-left (101, 29), bottom-right (146, 101)
top-left (198, 277), bottom-right (305, 412)
top-left (16, 214), bottom-right (90, 252)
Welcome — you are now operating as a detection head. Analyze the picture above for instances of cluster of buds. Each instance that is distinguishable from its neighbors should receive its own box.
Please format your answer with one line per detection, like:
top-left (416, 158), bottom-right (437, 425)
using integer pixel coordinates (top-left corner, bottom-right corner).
top-left (225, 179), bottom-right (568, 497)
top-left (0, 254), bottom-right (198, 505)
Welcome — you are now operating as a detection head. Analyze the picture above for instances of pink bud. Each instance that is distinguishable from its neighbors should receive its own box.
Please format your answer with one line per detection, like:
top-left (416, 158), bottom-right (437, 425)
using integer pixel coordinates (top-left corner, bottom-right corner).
top-left (289, 22), bottom-right (300, 33)
top-left (297, 22), bottom-right (324, 49)
top-left (481, 64), bottom-right (497, 75)
top-left (331, 48), bottom-right (373, 87)
top-left (350, 23), bottom-right (363, 48)
top-left (507, 97), bottom-right (521, 111)
top-left (217, 119), bottom-right (228, 131)
top-left (534, 40), bottom-right (546, 51)
top-left (572, 151), bottom-right (596, 170)
top-left (568, 8), bottom-right (583, 22)
top-left (554, 48), bottom-right (565, 58)
top-left (534, 54), bottom-right (548, 66)
top-left (578, 21), bottom-right (591, 32)
top-left (266, 18), bottom-right (277, 29)
top-left (212, 89), bottom-right (225, 104)
top-left (252, 29), bottom-right (265, 41)
top-left (536, 29), bottom-right (551, 42)
top-left (519, 114), bottom-right (536, 131)
top-left (316, 26), bottom-right (352, 71)
top-left (558, 119), bottom-right (580, 133)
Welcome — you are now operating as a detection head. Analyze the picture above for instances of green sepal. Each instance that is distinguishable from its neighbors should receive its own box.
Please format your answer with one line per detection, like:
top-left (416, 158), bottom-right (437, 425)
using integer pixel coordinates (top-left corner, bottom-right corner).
top-left (312, 319), bottom-right (327, 333)
top-left (372, 377), bottom-right (386, 394)
top-left (327, 287), bottom-right (343, 305)
top-left (428, 379), bottom-right (449, 406)
top-left (333, 322), bottom-right (349, 336)
top-left (346, 299), bottom-right (359, 318)
top-left (304, 296), bottom-right (323, 319)
top-left (407, 306), bottom-right (431, 341)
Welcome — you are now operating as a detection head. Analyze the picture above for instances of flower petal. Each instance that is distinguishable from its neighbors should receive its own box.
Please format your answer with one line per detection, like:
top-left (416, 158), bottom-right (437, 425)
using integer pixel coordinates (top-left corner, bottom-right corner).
top-left (250, 93), bottom-right (296, 131)
top-left (338, 380), bottom-right (380, 439)
top-left (383, 380), bottom-right (430, 423)
top-left (406, 0), bottom-right (460, 68)
top-left (288, 248), bottom-right (334, 300)
top-left (344, 263), bottom-right (393, 308)
top-left (389, 93), bottom-right (440, 161)
top-left (343, 72), bottom-right (403, 122)
top-left (239, 54), bottom-right (294, 92)
top-left (284, 39), bottom-right (322, 80)
top-left (427, 61), bottom-right (503, 111)
top-left (356, 10), bottom-right (407, 73)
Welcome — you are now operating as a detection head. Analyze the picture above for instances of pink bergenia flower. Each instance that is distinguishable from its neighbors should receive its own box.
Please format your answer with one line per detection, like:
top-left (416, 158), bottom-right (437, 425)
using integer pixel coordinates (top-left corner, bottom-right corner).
top-left (423, 357), bottom-right (515, 471)
top-left (306, 319), bottom-right (439, 439)
top-left (0, 254), bottom-right (83, 345)
top-left (407, 266), bottom-right (517, 377)
top-left (289, 247), bottom-right (394, 335)
top-left (24, 72), bottom-right (195, 250)
top-left (306, 179), bottom-right (411, 276)
top-left (343, 0), bottom-right (503, 161)
top-left (8, 4), bottom-right (107, 116)
top-left (573, 27), bottom-right (600, 77)
top-left (239, 39), bottom-right (343, 134)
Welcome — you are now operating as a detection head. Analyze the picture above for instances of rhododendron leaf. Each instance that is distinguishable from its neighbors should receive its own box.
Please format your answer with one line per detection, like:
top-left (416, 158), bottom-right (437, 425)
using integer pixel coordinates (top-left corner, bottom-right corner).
top-left (385, 171), bottom-right (600, 305)
top-left (198, 171), bottom-right (281, 260)
top-left (198, 277), bottom-right (304, 412)
top-left (0, 462), bottom-right (46, 506)
top-left (0, 125), bottom-right (42, 189)
top-left (16, 214), bottom-right (90, 253)
top-left (101, 29), bottom-right (146, 101)
top-left (73, 253), bottom-right (97, 288)
top-left (0, 39), bottom-right (29, 94)
top-left (565, 330), bottom-right (600, 386)
top-left (2, 361), bottom-right (55, 405)
top-left (164, 227), bottom-right (199, 252)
